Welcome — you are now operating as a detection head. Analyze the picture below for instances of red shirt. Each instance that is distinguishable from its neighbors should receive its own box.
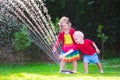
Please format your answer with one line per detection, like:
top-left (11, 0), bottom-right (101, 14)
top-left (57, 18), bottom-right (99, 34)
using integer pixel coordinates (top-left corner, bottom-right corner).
top-left (73, 39), bottom-right (96, 55)
top-left (54, 27), bottom-right (75, 52)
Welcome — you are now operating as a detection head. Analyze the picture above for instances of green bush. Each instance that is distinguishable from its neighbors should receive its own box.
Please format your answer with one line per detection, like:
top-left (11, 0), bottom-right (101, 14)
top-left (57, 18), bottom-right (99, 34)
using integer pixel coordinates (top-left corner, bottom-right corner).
top-left (13, 25), bottom-right (32, 51)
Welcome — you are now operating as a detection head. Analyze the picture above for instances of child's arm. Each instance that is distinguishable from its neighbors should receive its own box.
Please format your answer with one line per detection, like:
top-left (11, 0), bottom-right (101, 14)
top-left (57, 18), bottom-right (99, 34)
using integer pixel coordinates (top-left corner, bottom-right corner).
top-left (52, 34), bottom-right (61, 52)
top-left (52, 39), bottom-right (60, 52)
top-left (63, 49), bottom-right (74, 56)
top-left (59, 49), bottom-right (74, 59)
top-left (62, 43), bottom-right (77, 57)
top-left (93, 42), bottom-right (100, 54)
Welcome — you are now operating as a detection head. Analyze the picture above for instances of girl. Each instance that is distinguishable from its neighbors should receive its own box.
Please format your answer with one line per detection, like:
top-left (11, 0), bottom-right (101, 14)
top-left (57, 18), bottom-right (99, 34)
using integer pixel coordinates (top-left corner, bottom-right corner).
top-left (52, 16), bottom-right (80, 73)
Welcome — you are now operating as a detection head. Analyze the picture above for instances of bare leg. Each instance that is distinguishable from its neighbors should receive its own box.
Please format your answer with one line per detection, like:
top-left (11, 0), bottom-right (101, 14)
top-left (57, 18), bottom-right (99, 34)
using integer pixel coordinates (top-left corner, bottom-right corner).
top-left (72, 60), bottom-right (77, 73)
top-left (96, 62), bottom-right (104, 73)
top-left (59, 60), bottom-right (66, 71)
top-left (84, 62), bottom-right (88, 73)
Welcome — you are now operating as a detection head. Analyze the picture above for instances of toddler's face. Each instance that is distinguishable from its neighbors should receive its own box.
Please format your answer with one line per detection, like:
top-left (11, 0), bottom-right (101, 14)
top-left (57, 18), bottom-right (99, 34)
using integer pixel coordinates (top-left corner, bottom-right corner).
top-left (73, 35), bottom-right (83, 44)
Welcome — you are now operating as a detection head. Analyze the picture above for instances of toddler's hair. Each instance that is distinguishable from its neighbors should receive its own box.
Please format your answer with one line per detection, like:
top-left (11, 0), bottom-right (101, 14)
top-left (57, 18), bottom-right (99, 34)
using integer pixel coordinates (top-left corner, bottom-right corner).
top-left (73, 31), bottom-right (84, 38)
top-left (58, 16), bottom-right (71, 27)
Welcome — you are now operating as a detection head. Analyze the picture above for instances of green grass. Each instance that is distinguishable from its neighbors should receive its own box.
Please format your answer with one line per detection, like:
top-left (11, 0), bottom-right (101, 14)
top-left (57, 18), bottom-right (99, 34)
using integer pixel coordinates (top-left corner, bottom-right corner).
top-left (0, 58), bottom-right (120, 80)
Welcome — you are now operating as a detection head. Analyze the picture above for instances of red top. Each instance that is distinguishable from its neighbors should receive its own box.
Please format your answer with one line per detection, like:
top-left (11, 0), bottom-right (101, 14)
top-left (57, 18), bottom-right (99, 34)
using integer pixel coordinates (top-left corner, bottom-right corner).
top-left (54, 27), bottom-right (75, 52)
top-left (73, 39), bottom-right (96, 55)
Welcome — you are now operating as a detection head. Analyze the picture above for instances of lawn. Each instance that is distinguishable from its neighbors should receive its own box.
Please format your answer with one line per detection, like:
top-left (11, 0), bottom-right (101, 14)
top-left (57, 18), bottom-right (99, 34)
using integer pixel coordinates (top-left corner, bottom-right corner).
top-left (0, 58), bottom-right (120, 80)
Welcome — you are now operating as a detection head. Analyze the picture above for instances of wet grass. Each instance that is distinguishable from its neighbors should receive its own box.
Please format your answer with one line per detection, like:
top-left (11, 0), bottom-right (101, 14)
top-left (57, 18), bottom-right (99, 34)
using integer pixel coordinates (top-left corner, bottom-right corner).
top-left (0, 58), bottom-right (120, 80)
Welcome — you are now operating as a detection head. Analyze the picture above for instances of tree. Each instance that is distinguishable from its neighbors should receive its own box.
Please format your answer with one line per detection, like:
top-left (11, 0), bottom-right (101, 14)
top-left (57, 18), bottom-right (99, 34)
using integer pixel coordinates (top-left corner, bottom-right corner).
top-left (97, 25), bottom-right (108, 59)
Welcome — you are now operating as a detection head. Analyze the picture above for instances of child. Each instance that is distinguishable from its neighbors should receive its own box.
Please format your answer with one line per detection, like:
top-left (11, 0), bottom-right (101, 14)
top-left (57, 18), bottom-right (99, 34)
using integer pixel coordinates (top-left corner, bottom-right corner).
top-left (61, 31), bottom-right (104, 73)
top-left (52, 16), bottom-right (80, 73)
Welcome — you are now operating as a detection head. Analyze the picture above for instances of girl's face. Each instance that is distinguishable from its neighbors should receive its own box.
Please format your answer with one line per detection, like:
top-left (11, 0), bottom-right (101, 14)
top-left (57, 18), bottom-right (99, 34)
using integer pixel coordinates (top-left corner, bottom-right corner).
top-left (60, 22), bottom-right (70, 32)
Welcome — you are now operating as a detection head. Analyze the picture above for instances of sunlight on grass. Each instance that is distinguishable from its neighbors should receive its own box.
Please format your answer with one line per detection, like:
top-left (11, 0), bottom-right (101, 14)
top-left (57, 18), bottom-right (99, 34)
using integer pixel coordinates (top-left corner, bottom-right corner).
top-left (0, 58), bottom-right (120, 80)
top-left (0, 72), bottom-right (120, 80)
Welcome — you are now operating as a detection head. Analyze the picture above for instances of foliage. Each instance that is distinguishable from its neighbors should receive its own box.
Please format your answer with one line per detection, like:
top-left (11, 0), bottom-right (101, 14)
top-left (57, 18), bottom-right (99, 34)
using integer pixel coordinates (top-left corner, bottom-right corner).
top-left (13, 25), bottom-right (32, 51)
top-left (44, 0), bottom-right (120, 57)
top-left (96, 25), bottom-right (108, 59)
top-left (105, 18), bottom-right (120, 45)
top-left (45, 0), bottom-right (120, 44)
top-left (0, 13), bottom-right (22, 47)
top-left (52, 18), bottom-right (59, 34)
top-left (0, 0), bottom-right (119, 61)
top-left (97, 25), bottom-right (108, 43)
top-left (0, 12), bottom-right (23, 62)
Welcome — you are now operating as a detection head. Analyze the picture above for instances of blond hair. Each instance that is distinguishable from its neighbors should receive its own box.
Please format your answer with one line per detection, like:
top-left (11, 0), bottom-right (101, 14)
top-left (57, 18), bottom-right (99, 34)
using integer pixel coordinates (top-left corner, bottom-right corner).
top-left (58, 16), bottom-right (71, 27)
top-left (73, 31), bottom-right (84, 38)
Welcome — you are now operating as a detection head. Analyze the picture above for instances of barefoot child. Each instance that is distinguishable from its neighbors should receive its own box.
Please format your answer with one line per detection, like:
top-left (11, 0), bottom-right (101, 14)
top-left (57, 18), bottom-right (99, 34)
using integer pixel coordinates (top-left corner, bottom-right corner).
top-left (61, 31), bottom-right (104, 73)
top-left (52, 16), bottom-right (80, 73)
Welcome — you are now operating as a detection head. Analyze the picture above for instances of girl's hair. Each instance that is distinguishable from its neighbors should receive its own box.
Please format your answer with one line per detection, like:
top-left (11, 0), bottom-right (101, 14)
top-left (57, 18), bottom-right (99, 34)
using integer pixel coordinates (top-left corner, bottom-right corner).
top-left (73, 31), bottom-right (84, 38)
top-left (58, 16), bottom-right (71, 28)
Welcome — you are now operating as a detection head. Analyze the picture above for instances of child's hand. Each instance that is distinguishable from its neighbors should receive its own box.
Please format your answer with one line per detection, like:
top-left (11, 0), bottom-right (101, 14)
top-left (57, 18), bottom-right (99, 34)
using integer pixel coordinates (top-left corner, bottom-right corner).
top-left (52, 47), bottom-right (57, 53)
top-left (96, 48), bottom-right (100, 54)
top-left (59, 55), bottom-right (65, 60)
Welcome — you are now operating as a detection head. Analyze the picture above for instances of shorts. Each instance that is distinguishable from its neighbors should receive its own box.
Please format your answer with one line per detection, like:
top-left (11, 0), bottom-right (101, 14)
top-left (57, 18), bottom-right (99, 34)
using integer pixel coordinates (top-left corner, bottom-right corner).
top-left (83, 53), bottom-right (99, 64)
